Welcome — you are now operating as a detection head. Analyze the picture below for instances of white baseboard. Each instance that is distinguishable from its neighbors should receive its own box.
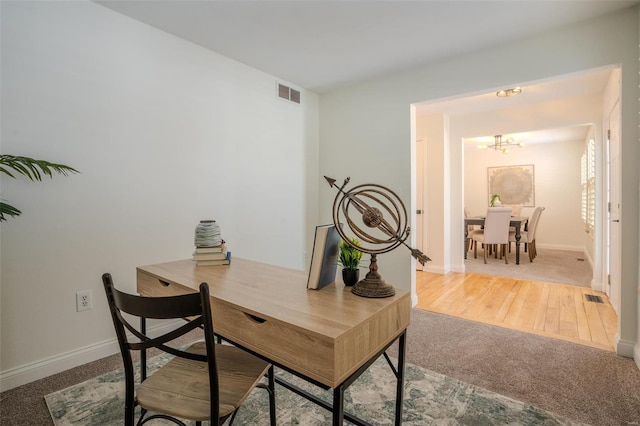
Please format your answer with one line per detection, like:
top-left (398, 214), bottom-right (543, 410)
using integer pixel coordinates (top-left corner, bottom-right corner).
top-left (411, 292), bottom-right (419, 308)
top-left (615, 334), bottom-right (636, 358)
top-left (449, 264), bottom-right (465, 273)
top-left (423, 264), bottom-right (447, 274)
top-left (581, 249), bottom-right (594, 269)
top-left (635, 341), bottom-right (640, 371)
top-left (0, 320), bottom-right (183, 392)
top-left (0, 338), bottom-right (120, 392)
top-left (536, 243), bottom-right (585, 252)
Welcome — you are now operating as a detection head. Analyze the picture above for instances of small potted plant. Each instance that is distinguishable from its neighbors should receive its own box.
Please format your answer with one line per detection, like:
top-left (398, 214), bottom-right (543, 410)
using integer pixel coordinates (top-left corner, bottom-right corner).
top-left (489, 193), bottom-right (502, 207)
top-left (339, 238), bottom-right (363, 286)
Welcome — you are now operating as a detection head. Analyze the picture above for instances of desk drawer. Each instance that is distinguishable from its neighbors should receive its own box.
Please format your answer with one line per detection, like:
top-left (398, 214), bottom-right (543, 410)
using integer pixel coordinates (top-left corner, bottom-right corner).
top-left (212, 300), bottom-right (334, 383)
top-left (137, 270), bottom-right (195, 297)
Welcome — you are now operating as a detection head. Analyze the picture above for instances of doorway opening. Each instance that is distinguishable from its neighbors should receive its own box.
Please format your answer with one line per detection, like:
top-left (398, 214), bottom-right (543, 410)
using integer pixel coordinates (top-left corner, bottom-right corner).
top-left (411, 67), bottom-right (621, 349)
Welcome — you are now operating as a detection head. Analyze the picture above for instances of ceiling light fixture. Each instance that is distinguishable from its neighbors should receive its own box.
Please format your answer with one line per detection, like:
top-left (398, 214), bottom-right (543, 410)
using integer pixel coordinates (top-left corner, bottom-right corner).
top-left (496, 87), bottom-right (522, 97)
top-left (478, 135), bottom-right (525, 154)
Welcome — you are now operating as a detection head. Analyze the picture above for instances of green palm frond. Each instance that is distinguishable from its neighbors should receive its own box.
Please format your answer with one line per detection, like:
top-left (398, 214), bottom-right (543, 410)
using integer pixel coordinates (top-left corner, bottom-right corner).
top-left (0, 155), bottom-right (79, 181)
top-left (0, 155), bottom-right (79, 222)
top-left (0, 201), bottom-right (22, 222)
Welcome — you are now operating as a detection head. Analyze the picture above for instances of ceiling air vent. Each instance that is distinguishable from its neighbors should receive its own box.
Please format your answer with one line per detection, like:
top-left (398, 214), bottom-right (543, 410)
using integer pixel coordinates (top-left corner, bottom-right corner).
top-left (277, 82), bottom-right (301, 104)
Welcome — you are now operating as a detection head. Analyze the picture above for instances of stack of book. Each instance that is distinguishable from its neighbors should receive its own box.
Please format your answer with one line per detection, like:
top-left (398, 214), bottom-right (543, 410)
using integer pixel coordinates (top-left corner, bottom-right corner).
top-left (193, 243), bottom-right (231, 266)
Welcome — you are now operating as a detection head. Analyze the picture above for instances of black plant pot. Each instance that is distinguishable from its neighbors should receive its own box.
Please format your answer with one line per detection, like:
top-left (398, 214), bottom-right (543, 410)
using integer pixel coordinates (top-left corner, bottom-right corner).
top-left (342, 268), bottom-right (360, 286)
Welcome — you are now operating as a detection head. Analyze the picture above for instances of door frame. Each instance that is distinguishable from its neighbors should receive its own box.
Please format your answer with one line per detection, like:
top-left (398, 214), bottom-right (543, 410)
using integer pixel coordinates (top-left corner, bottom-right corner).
top-left (605, 98), bottom-right (621, 317)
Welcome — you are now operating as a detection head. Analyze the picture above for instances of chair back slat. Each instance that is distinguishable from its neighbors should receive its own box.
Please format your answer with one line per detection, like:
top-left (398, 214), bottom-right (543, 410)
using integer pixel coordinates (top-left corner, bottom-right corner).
top-left (111, 286), bottom-right (203, 319)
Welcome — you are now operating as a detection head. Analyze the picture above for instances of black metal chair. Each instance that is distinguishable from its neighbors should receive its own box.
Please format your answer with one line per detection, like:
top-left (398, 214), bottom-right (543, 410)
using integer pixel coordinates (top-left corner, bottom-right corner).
top-left (102, 273), bottom-right (276, 426)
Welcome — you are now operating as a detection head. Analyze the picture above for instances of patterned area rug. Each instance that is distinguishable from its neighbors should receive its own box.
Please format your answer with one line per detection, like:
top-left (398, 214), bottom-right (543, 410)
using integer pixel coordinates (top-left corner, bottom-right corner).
top-left (45, 351), bottom-right (588, 425)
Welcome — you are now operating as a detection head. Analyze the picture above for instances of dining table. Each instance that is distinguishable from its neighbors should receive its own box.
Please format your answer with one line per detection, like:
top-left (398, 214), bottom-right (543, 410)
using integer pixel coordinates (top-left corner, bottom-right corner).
top-left (464, 216), bottom-right (529, 264)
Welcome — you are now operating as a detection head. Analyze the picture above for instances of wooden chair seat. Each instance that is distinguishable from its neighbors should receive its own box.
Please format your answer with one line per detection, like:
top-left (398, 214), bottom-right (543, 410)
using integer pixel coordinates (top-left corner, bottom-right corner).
top-left (137, 342), bottom-right (271, 422)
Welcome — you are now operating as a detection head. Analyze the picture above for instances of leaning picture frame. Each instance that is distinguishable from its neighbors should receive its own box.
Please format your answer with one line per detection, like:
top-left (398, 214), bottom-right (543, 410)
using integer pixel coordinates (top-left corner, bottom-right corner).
top-left (487, 164), bottom-right (535, 207)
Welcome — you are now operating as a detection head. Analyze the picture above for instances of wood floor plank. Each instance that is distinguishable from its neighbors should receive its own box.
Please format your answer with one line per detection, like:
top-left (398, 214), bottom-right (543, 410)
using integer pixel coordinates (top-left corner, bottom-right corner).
top-left (532, 283), bottom-right (550, 331)
top-left (464, 280), bottom-right (499, 318)
top-left (416, 271), bottom-right (616, 351)
top-left (595, 294), bottom-right (617, 347)
top-left (558, 285), bottom-right (579, 339)
top-left (573, 290), bottom-right (592, 342)
top-left (478, 277), bottom-right (517, 323)
top-left (429, 281), bottom-right (465, 312)
top-left (520, 280), bottom-right (544, 330)
top-left (494, 280), bottom-right (522, 322)
top-left (543, 283), bottom-right (561, 334)
top-left (417, 272), bottom-right (459, 312)
top-left (455, 275), bottom-right (487, 314)
top-left (503, 280), bottom-right (531, 326)
top-left (581, 289), bottom-right (610, 347)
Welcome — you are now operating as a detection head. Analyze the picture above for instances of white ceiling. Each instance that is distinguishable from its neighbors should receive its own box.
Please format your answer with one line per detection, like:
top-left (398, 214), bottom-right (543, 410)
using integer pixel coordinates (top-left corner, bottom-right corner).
top-left (415, 68), bottom-right (613, 117)
top-left (464, 125), bottom-right (593, 149)
top-left (95, 0), bottom-right (637, 93)
top-left (424, 68), bottom-right (614, 146)
top-left (94, 1), bottom-right (634, 146)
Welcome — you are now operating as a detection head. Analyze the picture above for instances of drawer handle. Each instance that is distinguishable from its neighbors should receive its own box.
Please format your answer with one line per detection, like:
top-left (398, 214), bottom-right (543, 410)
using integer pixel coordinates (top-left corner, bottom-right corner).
top-left (159, 280), bottom-right (171, 287)
top-left (244, 313), bottom-right (267, 324)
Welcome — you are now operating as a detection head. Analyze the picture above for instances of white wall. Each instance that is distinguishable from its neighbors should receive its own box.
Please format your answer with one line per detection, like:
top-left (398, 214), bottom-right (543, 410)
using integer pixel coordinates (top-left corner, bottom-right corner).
top-left (0, 1), bottom-right (319, 389)
top-left (320, 7), bottom-right (638, 356)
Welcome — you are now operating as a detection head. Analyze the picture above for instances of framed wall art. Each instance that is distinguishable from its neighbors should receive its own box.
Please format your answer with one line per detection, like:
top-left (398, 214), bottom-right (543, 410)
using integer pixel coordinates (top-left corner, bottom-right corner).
top-left (487, 164), bottom-right (535, 207)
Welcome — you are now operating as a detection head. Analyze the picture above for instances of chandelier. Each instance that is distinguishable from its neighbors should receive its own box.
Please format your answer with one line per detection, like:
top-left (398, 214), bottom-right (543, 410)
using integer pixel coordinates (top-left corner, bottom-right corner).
top-left (478, 135), bottom-right (525, 154)
top-left (496, 87), bottom-right (522, 97)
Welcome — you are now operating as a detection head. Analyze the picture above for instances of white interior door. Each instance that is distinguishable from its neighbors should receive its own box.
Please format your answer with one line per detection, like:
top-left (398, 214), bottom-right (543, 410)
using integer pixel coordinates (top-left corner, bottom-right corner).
top-left (415, 139), bottom-right (425, 270)
top-left (607, 100), bottom-right (621, 315)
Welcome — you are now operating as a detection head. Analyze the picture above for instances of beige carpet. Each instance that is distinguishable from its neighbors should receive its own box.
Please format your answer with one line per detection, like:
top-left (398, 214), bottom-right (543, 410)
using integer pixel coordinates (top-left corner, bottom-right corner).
top-left (464, 247), bottom-right (592, 287)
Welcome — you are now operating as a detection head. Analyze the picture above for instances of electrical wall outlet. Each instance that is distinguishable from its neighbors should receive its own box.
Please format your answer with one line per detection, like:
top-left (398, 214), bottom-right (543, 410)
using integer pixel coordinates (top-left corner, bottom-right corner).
top-left (76, 290), bottom-right (92, 312)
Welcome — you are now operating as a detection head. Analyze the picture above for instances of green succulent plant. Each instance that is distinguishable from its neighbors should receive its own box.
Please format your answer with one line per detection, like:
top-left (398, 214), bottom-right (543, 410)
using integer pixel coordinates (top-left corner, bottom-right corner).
top-left (489, 193), bottom-right (501, 207)
top-left (338, 238), bottom-right (363, 270)
top-left (0, 155), bottom-right (79, 222)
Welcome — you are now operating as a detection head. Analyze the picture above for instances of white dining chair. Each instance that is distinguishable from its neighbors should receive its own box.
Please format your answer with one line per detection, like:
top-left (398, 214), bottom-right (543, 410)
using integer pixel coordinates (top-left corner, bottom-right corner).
top-left (510, 206), bottom-right (545, 262)
top-left (471, 207), bottom-right (512, 264)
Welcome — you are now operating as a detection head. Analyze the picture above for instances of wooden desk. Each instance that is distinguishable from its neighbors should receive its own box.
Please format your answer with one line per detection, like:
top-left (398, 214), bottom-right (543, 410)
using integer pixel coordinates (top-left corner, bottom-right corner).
top-left (137, 258), bottom-right (411, 425)
top-left (464, 216), bottom-right (528, 264)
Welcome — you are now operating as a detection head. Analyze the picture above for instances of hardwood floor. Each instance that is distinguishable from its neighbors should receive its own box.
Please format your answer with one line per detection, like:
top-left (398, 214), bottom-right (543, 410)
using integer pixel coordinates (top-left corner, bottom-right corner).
top-left (416, 271), bottom-right (617, 351)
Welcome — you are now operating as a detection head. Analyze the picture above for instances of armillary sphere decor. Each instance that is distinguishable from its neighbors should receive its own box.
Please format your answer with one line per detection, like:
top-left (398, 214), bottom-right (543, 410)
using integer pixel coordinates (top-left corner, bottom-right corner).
top-left (325, 176), bottom-right (430, 298)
